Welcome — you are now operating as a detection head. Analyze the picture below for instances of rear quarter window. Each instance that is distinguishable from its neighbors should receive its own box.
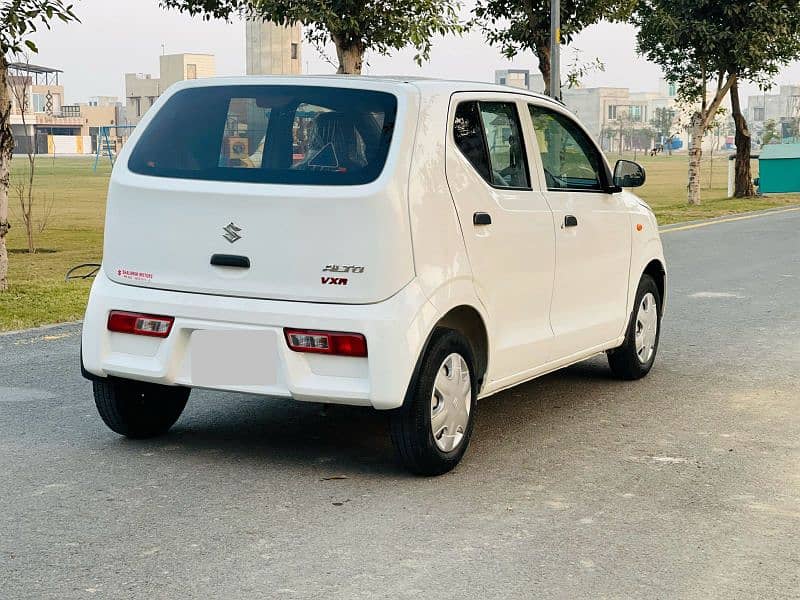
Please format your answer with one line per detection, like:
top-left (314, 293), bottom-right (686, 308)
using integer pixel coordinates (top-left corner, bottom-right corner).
top-left (128, 85), bottom-right (398, 186)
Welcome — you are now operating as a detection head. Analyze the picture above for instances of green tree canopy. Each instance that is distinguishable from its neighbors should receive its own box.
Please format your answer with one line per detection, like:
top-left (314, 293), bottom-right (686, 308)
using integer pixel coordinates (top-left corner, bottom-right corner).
top-left (650, 107), bottom-right (675, 140)
top-left (473, 0), bottom-right (633, 96)
top-left (161, 0), bottom-right (464, 75)
top-left (635, 0), bottom-right (800, 201)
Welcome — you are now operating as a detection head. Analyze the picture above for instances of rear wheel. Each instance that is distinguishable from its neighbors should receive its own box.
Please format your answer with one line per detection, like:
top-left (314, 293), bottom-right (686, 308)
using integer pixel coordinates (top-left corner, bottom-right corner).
top-left (93, 378), bottom-right (189, 439)
top-left (607, 274), bottom-right (662, 380)
top-left (390, 329), bottom-right (476, 476)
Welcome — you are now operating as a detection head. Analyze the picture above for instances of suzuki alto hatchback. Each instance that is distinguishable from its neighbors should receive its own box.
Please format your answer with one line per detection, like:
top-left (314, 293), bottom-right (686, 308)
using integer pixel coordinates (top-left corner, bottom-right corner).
top-left (82, 76), bottom-right (666, 475)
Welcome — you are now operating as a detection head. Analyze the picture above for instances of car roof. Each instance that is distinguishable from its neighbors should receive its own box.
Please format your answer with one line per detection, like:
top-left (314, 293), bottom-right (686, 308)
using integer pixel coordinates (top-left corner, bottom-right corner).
top-left (171, 74), bottom-right (564, 107)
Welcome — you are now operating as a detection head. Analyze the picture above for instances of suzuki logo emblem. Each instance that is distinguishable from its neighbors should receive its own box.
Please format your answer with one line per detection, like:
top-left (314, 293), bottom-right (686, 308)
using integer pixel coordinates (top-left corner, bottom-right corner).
top-left (222, 222), bottom-right (242, 244)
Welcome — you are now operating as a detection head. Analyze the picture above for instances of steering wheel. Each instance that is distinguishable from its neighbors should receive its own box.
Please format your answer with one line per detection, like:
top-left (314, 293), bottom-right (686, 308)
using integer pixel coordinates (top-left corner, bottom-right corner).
top-left (492, 170), bottom-right (510, 187)
top-left (542, 167), bottom-right (568, 189)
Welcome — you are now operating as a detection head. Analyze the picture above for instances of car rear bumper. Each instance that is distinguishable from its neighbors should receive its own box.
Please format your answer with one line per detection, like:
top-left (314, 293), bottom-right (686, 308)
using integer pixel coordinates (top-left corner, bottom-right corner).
top-left (81, 269), bottom-right (438, 410)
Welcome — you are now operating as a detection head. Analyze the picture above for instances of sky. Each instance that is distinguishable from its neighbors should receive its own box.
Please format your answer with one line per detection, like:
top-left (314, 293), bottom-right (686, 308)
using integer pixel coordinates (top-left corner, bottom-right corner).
top-left (23, 0), bottom-right (800, 107)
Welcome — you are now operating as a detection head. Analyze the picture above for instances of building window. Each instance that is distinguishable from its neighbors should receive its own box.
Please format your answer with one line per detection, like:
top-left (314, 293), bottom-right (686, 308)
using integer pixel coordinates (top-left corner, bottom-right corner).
top-left (291, 43), bottom-right (298, 60)
top-left (32, 93), bottom-right (47, 113)
top-left (630, 105), bottom-right (642, 121)
top-left (507, 72), bottom-right (527, 89)
top-left (608, 104), bottom-right (617, 120)
top-left (754, 107), bottom-right (765, 121)
top-left (186, 64), bottom-right (197, 80)
top-left (668, 83), bottom-right (677, 97)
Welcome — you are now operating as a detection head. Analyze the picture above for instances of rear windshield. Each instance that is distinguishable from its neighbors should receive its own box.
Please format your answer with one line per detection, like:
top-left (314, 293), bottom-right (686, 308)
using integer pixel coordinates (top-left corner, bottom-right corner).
top-left (128, 85), bottom-right (398, 185)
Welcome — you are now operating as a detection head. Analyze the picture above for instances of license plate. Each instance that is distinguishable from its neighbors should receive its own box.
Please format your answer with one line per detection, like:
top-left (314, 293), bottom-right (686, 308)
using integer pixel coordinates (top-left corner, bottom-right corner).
top-left (191, 330), bottom-right (277, 387)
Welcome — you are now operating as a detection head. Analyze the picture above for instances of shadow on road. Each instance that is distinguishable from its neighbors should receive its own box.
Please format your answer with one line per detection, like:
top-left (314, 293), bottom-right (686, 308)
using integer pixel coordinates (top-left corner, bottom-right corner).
top-left (106, 356), bottom-right (640, 477)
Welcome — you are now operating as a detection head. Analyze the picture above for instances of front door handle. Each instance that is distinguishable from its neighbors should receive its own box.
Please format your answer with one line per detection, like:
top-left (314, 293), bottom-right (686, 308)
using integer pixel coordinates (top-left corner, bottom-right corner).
top-left (564, 215), bottom-right (578, 228)
top-left (473, 212), bottom-right (492, 226)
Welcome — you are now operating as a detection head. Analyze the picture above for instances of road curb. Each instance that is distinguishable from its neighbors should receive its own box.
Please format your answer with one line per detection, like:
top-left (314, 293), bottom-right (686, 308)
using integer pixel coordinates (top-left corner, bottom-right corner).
top-left (0, 320), bottom-right (83, 338)
top-left (659, 204), bottom-right (800, 232)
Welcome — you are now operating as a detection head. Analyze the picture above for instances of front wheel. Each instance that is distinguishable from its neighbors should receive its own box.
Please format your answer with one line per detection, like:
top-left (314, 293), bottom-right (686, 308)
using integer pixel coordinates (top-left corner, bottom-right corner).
top-left (390, 329), bottom-right (477, 476)
top-left (607, 274), bottom-right (662, 380)
top-left (93, 378), bottom-right (190, 439)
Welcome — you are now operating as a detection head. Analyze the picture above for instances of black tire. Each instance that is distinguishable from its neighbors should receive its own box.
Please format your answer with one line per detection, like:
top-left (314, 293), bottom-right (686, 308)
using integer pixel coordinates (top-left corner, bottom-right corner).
top-left (607, 274), bottom-right (662, 380)
top-left (390, 329), bottom-right (477, 476)
top-left (93, 378), bottom-right (190, 439)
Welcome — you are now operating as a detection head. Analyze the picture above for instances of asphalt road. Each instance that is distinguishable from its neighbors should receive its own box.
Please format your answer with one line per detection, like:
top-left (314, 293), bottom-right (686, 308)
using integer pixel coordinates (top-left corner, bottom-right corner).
top-left (2, 208), bottom-right (799, 600)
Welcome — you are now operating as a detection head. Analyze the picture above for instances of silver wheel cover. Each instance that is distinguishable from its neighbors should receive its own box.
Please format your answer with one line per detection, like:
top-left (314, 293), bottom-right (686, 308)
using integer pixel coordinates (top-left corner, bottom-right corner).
top-left (430, 353), bottom-right (472, 452)
top-left (635, 292), bottom-right (658, 364)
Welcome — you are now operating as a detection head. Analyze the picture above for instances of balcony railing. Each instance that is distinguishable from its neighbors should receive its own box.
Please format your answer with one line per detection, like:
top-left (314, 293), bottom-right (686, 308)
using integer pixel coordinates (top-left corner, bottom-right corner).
top-left (60, 105), bottom-right (81, 117)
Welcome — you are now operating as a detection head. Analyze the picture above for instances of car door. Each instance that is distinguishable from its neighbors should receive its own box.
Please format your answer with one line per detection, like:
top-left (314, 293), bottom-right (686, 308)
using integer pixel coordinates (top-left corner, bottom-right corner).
top-left (526, 103), bottom-right (632, 360)
top-left (445, 94), bottom-right (556, 383)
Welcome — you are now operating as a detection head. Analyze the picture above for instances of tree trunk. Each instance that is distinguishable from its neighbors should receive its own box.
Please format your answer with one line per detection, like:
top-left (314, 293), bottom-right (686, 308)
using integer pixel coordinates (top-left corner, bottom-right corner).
top-left (536, 44), bottom-right (551, 97)
top-left (687, 113), bottom-right (704, 206)
top-left (730, 79), bottom-right (755, 197)
top-left (0, 56), bottom-right (13, 292)
top-left (332, 34), bottom-right (364, 75)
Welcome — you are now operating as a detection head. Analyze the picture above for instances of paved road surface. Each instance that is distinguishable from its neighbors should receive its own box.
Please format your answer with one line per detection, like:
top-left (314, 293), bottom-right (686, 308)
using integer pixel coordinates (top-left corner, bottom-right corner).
top-left (2, 209), bottom-right (799, 599)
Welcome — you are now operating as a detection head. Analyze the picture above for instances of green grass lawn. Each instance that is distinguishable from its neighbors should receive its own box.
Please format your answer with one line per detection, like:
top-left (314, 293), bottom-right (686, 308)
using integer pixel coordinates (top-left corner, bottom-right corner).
top-left (1, 153), bottom-right (798, 331)
top-left (620, 152), bottom-right (799, 224)
top-left (1, 158), bottom-right (110, 331)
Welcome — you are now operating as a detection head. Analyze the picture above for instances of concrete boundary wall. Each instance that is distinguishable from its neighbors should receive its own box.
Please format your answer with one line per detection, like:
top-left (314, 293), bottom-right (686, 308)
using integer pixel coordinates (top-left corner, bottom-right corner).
top-left (47, 135), bottom-right (92, 155)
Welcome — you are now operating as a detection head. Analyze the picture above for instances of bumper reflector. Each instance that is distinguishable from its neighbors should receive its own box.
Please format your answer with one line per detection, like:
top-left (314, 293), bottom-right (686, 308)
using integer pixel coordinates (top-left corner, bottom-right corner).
top-left (107, 311), bottom-right (174, 338)
top-left (284, 329), bottom-right (367, 357)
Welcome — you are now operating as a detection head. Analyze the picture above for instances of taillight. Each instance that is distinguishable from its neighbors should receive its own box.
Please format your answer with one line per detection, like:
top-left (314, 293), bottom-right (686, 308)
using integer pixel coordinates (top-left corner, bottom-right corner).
top-left (284, 329), bottom-right (367, 357)
top-left (107, 311), bottom-right (174, 338)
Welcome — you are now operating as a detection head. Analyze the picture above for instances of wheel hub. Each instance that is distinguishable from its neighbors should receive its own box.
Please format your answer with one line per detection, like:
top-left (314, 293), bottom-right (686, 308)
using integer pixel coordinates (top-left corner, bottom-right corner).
top-left (430, 353), bottom-right (472, 452)
top-left (635, 292), bottom-right (658, 364)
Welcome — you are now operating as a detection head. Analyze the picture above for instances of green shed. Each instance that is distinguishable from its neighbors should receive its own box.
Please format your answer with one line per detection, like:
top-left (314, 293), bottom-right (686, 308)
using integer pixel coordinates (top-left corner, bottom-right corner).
top-left (758, 144), bottom-right (800, 194)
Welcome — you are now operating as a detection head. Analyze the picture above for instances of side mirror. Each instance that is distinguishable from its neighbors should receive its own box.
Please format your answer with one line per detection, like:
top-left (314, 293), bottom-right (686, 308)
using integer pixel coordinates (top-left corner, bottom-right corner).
top-left (613, 159), bottom-right (646, 188)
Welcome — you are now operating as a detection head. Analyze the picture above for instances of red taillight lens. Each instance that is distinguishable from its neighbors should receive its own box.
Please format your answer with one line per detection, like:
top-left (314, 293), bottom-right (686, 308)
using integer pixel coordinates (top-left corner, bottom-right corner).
top-left (107, 311), bottom-right (174, 338)
top-left (284, 329), bottom-right (367, 357)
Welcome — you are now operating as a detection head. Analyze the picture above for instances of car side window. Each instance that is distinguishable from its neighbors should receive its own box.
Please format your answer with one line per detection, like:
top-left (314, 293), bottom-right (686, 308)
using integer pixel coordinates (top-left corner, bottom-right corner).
top-left (528, 105), bottom-right (605, 191)
top-left (453, 101), bottom-right (491, 182)
top-left (478, 102), bottom-right (530, 188)
top-left (453, 100), bottom-right (530, 189)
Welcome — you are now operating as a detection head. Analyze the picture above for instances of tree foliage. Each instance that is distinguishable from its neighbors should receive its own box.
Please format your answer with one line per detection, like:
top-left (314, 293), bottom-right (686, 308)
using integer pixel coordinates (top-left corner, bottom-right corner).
top-left (762, 119), bottom-right (779, 145)
top-left (161, 0), bottom-right (464, 74)
top-left (473, 0), bottom-right (633, 95)
top-left (1, 0), bottom-right (78, 55)
top-left (650, 107), bottom-right (675, 140)
top-left (635, 0), bottom-right (800, 199)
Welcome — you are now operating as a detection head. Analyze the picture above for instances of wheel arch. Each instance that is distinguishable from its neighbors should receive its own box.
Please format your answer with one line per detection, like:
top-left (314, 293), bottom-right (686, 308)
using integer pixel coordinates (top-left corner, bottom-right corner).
top-left (404, 303), bottom-right (491, 408)
top-left (434, 305), bottom-right (489, 389)
top-left (642, 258), bottom-right (667, 309)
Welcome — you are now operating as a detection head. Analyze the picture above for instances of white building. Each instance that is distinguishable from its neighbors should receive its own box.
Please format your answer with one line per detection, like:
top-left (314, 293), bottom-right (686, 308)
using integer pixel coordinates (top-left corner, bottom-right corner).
top-left (124, 53), bottom-right (216, 125)
top-left (745, 85), bottom-right (800, 143)
top-left (246, 21), bottom-right (302, 75)
top-left (494, 69), bottom-right (545, 94)
top-left (562, 80), bottom-right (681, 151)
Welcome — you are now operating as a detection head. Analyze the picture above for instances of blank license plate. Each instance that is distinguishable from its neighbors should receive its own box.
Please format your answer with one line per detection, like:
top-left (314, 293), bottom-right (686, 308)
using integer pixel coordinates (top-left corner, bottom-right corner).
top-left (191, 330), bottom-right (277, 387)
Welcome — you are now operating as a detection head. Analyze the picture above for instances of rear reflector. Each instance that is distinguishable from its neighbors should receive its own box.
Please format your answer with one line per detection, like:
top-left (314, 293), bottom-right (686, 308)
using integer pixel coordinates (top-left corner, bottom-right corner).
top-left (284, 329), bottom-right (367, 357)
top-left (107, 311), bottom-right (174, 338)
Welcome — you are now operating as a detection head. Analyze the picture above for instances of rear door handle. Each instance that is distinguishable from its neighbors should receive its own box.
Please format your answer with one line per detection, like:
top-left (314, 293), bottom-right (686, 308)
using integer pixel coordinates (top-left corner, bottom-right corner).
top-left (211, 254), bottom-right (250, 268)
top-left (473, 212), bottom-right (492, 226)
top-left (564, 215), bottom-right (578, 228)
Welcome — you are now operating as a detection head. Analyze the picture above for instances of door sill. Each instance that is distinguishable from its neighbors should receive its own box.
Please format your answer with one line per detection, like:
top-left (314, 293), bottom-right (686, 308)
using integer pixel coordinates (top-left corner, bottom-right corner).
top-left (478, 337), bottom-right (624, 400)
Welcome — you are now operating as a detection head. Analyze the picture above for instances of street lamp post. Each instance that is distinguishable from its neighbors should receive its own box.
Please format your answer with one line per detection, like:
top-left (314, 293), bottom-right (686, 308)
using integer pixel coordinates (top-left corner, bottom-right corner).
top-left (550, 0), bottom-right (561, 101)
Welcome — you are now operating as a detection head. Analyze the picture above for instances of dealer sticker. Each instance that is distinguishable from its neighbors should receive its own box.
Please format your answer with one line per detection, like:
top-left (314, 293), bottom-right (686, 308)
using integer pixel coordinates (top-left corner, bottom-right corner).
top-left (117, 268), bottom-right (154, 282)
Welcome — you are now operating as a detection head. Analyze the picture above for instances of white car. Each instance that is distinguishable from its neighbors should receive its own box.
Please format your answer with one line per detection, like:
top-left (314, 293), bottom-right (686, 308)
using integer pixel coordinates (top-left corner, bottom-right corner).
top-left (82, 76), bottom-right (666, 475)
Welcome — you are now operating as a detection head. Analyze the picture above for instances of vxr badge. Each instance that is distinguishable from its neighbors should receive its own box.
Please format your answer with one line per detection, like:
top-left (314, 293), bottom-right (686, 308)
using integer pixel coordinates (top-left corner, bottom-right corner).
top-left (222, 222), bottom-right (242, 244)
